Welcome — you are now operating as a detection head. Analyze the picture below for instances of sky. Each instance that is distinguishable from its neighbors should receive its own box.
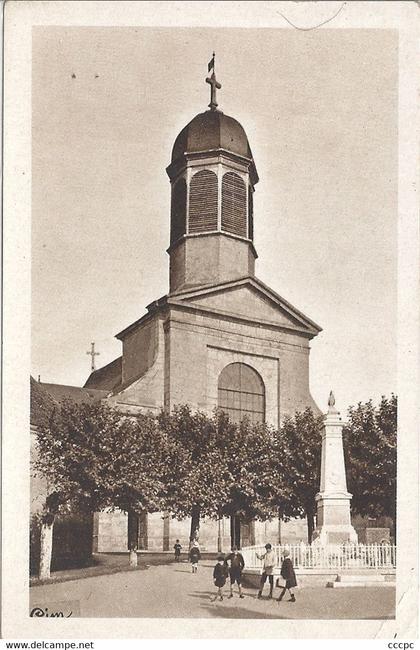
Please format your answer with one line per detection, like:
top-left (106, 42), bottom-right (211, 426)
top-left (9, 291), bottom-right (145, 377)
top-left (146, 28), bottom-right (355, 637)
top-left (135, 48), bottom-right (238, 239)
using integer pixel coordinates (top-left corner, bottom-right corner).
top-left (31, 26), bottom-right (398, 414)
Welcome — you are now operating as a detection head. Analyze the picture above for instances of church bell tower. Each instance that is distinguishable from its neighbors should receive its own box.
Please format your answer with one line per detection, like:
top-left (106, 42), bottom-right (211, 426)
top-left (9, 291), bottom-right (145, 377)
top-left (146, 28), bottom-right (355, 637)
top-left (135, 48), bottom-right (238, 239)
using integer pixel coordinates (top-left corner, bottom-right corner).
top-left (166, 57), bottom-right (259, 293)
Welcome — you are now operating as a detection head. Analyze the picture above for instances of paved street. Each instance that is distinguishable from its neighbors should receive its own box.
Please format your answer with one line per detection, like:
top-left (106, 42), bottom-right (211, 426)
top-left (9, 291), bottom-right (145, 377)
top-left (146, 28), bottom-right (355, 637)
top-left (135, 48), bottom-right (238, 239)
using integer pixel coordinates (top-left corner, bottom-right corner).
top-left (30, 559), bottom-right (395, 619)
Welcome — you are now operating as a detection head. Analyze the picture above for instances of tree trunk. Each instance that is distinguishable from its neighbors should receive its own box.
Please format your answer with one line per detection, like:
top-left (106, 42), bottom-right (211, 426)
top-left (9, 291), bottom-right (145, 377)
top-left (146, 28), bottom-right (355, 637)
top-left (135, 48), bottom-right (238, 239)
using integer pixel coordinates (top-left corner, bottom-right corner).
top-left (306, 510), bottom-right (314, 544)
top-left (190, 505), bottom-right (200, 541)
top-left (217, 518), bottom-right (222, 553)
top-left (127, 509), bottom-right (139, 566)
top-left (129, 550), bottom-right (138, 567)
top-left (39, 515), bottom-right (54, 581)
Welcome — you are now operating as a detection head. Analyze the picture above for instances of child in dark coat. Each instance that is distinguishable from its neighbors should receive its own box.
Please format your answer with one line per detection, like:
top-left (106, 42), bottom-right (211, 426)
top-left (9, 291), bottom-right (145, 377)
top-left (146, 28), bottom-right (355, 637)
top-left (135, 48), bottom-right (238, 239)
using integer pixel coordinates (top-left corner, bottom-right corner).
top-left (189, 542), bottom-right (201, 573)
top-left (225, 545), bottom-right (245, 598)
top-left (173, 539), bottom-right (182, 562)
top-left (277, 549), bottom-right (297, 602)
top-left (212, 555), bottom-right (228, 601)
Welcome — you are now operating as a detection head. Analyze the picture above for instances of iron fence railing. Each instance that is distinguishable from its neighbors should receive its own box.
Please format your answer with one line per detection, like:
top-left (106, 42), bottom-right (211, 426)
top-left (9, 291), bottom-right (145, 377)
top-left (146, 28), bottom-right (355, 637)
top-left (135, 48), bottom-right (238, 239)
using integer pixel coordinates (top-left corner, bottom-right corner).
top-left (241, 543), bottom-right (396, 570)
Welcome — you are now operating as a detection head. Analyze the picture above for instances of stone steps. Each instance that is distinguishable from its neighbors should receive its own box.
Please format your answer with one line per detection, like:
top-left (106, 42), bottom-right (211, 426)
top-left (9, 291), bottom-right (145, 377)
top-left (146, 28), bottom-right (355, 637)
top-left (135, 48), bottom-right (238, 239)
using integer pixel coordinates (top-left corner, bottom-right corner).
top-left (327, 574), bottom-right (396, 588)
top-left (338, 574), bottom-right (387, 582)
top-left (327, 581), bottom-right (395, 588)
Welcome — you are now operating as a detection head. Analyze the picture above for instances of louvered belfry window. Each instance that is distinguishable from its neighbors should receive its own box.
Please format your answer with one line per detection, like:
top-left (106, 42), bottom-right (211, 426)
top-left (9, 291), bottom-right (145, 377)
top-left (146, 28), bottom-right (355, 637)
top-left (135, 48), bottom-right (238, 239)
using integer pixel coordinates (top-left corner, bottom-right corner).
top-left (221, 172), bottom-right (247, 237)
top-left (189, 169), bottom-right (218, 233)
top-left (170, 178), bottom-right (187, 244)
top-left (248, 185), bottom-right (254, 240)
top-left (218, 362), bottom-right (265, 425)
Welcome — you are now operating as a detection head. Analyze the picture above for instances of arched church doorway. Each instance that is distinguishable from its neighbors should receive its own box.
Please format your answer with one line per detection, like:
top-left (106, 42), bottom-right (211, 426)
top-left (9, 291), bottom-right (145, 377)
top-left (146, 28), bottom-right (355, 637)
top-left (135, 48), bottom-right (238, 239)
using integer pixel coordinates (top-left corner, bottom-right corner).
top-left (218, 363), bottom-right (265, 548)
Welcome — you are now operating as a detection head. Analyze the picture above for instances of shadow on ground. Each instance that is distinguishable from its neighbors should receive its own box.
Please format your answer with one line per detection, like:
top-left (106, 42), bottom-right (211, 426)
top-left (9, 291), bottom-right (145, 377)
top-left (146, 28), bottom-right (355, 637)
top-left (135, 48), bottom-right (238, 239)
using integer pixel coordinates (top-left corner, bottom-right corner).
top-left (199, 603), bottom-right (285, 619)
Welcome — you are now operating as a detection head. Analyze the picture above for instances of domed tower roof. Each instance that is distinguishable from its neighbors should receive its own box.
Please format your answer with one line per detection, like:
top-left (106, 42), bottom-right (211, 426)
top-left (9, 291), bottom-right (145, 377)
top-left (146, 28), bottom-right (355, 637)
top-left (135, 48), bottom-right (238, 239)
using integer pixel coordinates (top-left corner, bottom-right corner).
top-left (172, 110), bottom-right (251, 161)
top-left (171, 110), bottom-right (258, 184)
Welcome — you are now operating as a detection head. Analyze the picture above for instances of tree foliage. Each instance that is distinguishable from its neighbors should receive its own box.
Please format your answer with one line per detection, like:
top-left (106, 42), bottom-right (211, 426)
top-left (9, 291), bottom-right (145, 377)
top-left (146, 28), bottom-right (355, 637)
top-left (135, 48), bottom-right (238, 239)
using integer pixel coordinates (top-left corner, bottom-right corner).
top-left (158, 405), bottom-right (231, 536)
top-left (271, 408), bottom-right (324, 542)
top-left (33, 393), bottom-right (397, 555)
top-left (158, 407), bottom-right (287, 536)
top-left (34, 401), bottom-right (171, 518)
top-left (344, 395), bottom-right (397, 525)
top-left (218, 413), bottom-right (281, 522)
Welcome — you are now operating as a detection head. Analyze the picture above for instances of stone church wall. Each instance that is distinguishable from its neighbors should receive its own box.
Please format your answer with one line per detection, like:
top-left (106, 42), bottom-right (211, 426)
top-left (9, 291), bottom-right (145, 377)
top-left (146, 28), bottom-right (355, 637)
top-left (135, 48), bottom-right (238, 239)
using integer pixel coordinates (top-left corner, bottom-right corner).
top-left (121, 317), bottom-right (159, 387)
top-left (93, 509), bottom-right (312, 553)
top-left (169, 233), bottom-right (255, 292)
top-left (107, 314), bottom-right (166, 414)
top-left (93, 511), bottom-right (128, 553)
top-left (96, 298), bottom-right (320, 553)
top-left (163, 305), bottom-right (319, 425)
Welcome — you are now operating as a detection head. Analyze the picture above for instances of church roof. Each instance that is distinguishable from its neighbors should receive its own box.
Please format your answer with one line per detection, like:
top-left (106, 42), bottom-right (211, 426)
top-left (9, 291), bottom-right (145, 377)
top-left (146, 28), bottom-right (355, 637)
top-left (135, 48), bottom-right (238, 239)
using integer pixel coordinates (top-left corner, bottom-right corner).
top-left (116, 275), bottom-right (322, 342)
top-left (165, 275), bottom-right (322, 338)
top-left (39, 382), bottom-right (108, 404)
top-left (84, 356), bottom-right (122, 391)
top-left (171, 110), bottom-right (257, 179)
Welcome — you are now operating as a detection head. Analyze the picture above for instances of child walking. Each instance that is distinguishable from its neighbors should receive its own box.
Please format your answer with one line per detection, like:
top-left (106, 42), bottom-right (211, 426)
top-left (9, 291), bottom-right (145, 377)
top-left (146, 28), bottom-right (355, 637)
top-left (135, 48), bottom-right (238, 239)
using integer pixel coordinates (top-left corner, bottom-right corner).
top-left (173, 539), bottom-right (182, 562)
top-left (189, 540), bottom-right (201, 573)
top-left (225, 545), bottom-right (245, 598)
top-left (212, 555), bottom-right (228, 601)
top-left (277, 549), bottom-right (297, 602)
top-left (256, 543), bottom-right (276, 599)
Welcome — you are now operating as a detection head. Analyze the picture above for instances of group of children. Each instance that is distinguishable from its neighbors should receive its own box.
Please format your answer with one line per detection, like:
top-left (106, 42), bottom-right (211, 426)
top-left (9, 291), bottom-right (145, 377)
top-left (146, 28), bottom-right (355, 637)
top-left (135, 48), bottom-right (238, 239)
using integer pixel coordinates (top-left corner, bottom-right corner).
top-left (173, 539), bottom-right (297, 603)
top-left (256, 542), bottom-right (297, 602)
top-left (212, 546), bottom-right (245, 601)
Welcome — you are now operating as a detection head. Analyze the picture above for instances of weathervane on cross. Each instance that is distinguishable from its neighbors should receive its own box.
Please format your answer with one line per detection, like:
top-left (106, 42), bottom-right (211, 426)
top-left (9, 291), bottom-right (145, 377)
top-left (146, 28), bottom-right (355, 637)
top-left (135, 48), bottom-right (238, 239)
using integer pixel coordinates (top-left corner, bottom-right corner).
top-left (206, 52), bottom-right (221, 111)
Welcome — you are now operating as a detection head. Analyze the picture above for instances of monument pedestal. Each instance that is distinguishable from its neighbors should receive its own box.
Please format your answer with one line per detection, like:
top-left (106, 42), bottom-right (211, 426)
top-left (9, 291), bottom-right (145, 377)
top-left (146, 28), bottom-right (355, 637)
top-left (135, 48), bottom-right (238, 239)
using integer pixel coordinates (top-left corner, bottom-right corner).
top-left (313, 493), bottom-right (358, 545)
top-left (312, 393), bottom-right (358, 545)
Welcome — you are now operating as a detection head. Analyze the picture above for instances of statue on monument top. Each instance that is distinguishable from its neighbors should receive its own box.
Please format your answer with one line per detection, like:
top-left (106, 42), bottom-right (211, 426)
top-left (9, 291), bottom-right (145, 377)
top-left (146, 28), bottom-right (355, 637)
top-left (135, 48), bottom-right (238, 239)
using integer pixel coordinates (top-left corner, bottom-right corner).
top-left (327, 390), bottom-right (339, 416)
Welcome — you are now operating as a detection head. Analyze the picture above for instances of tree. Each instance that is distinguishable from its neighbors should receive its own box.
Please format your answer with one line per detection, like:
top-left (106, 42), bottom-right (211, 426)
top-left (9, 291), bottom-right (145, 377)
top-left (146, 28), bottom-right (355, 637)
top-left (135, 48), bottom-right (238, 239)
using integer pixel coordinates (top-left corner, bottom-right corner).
top-left (217, 413), bottom-right (282, 524)
top-left (272, 408), bottom-right (324, 543)
top-left (111, 411), bottom-right (185, 564)
top-left (344, 395), bottom-right (397, 539)
top-left (34, 401), bottom-right (169, 575)
top-left (160, 407), bottom-right (290, 548)
top-left (34, 401), bottom-right (118, 578)
top-left (158, 405), bottom-right (231, 541)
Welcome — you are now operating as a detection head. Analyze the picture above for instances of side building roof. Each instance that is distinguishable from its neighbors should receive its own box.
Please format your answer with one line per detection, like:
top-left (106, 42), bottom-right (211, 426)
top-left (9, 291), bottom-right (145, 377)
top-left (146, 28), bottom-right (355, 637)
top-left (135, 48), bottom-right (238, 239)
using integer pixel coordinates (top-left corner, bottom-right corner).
top-left (30, 376), bottom-right (108, 427)
top-left (30, 376), bottom-right (58, 428)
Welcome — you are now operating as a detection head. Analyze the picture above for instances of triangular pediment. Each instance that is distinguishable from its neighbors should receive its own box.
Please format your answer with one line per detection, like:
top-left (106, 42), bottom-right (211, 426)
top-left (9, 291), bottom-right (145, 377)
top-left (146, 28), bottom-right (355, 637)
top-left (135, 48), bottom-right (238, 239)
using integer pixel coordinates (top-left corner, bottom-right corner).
top-left (168, 277), bottom-right (322, 336)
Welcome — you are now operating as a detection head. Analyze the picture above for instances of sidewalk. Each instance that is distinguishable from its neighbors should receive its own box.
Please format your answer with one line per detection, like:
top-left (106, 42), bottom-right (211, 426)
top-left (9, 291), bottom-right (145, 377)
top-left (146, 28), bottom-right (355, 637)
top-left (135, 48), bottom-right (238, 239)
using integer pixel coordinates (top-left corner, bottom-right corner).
top-left (30, 552), bottom-right (220, 587)
top-left (30, 553), bottom-right (145, 587)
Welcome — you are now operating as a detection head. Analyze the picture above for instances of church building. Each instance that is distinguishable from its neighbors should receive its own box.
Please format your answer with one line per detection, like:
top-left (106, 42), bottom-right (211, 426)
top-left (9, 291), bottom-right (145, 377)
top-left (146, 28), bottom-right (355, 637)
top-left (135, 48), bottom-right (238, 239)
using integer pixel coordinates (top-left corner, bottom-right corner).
top-left (30, 62), bottom-right (325, 554)
top-left (81, 63), bottom-right (323, 552)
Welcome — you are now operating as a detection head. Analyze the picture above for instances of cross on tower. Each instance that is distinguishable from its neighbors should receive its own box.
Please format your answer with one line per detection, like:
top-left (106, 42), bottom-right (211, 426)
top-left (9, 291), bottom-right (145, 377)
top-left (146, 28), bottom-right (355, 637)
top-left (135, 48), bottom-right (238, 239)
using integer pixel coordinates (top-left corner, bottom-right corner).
top-left (206, 53), bottom-right (221, 111)
top-left (86, 341), bottom-right (100, 371)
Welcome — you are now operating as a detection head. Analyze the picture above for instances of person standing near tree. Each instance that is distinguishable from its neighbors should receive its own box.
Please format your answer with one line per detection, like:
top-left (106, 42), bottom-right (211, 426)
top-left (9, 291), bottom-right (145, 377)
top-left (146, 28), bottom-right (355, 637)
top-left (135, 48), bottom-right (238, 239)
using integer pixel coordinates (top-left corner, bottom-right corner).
top-left (256, 543), bottom-right (276, 599)
top-left (173, 539), bottom-right (182, 562)
top-left (277, 549), bottom-right (297, 602)
top-left (189, 540), bottom-right (201, 573)
top-left (225, 545), bottom-right (245, 598)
